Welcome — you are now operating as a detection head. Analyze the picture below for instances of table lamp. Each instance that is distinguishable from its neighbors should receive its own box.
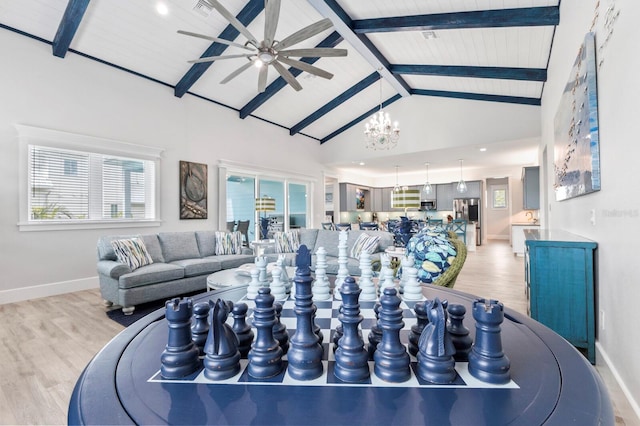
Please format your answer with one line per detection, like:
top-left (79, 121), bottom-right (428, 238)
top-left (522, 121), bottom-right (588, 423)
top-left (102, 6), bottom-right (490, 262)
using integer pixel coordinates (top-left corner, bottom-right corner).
top-left (255, 196), bottom-right (276, 239)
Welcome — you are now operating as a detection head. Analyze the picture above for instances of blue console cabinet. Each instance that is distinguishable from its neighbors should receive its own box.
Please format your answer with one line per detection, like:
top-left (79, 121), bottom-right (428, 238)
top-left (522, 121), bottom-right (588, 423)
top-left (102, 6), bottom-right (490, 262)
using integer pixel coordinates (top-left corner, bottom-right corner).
top-left (524, 229), bottom-right (597, 363)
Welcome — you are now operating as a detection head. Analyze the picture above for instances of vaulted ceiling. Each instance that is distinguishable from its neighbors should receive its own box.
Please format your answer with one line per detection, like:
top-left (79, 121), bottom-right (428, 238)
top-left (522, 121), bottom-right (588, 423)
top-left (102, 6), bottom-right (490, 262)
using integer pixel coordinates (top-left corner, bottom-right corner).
top-left (0, 0), bottom-right (558, 176)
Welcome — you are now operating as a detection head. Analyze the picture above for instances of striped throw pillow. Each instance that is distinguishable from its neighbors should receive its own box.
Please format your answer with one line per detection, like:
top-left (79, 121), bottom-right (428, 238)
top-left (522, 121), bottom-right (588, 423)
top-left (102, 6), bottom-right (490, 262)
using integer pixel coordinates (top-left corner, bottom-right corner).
top-left (350, 233), bottom-right (380, 259)
top-left (111, 237), bottom-right (153, 270)
top-left (274, 230), bottom-right (300, 253)
top-left (214, 231), bottom-right (243, 255)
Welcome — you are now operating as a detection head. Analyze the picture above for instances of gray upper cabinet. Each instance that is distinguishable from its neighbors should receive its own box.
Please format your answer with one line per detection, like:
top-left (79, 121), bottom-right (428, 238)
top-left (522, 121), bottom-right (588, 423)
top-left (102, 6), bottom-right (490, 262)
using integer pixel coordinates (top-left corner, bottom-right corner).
top-left (436, 183), bottom-right (454, 211)
top-left (523, 167), bottom-right (540, 210)
top-left (464, 180), bottom-right (483, 199)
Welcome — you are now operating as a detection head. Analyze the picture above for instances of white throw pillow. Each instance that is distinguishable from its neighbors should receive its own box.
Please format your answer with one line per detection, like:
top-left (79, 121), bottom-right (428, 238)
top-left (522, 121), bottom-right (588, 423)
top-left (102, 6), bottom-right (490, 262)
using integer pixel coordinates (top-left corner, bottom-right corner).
top-left (111, 237), bottom-right (153, 270)
top-left (350, 233), bottom-right (380, 259)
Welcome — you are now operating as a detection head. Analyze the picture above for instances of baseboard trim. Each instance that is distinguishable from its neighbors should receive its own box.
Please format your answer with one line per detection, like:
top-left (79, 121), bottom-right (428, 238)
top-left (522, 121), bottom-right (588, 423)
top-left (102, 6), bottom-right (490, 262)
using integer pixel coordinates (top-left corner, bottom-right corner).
top-left (0, 276), bottom-right (99, 305)
top-left (596, 341), bottom-right (640, 421)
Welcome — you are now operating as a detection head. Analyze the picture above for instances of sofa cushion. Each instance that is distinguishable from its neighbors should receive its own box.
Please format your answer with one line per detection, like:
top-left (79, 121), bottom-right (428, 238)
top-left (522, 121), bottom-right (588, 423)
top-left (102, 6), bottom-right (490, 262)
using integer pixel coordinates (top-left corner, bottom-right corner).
top-left (195, 231), bottom-right (217, 257)
top-left (214, 231), bottom-right (243, 255)
top-left (171, 258), bottom-right (222, 277)
top-left (140, 234), bottom-right (165, 263)
top-left (274, 230), bottom-right (300, 253)
top-left (299, 229), bottom-right (318, 250)
top-left (349, 233), bottom-right (380, 259)
top-left (118, 263), bottom-right (185, 289)
top-left (158, 232), bottom-right (201, 262)
top-left (212, 254), bottom-right (256, 269)
top-left (111, 237), bottom-right (154, 270)
top-left (314, 229), bottom-right (341, 257)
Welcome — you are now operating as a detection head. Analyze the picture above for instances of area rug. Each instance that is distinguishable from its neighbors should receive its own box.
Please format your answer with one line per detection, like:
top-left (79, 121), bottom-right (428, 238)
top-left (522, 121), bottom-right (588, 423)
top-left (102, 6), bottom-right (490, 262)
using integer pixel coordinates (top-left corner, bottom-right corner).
top-left (106, 291), bottom-right (203, 327)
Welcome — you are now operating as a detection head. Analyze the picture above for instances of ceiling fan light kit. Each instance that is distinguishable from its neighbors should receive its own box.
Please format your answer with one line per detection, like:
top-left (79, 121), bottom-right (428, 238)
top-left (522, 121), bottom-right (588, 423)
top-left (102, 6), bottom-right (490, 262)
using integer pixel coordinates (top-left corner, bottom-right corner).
top-left (179, 0), bottom-right (346, 93)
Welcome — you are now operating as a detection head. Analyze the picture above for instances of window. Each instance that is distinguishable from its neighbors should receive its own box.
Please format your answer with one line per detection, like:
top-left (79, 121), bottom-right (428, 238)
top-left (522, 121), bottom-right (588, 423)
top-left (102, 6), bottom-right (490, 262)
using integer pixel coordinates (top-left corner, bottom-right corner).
top-left (17, 125), bottom-right (163, 231)
top-left (492, 186), bottom-right (508, 209)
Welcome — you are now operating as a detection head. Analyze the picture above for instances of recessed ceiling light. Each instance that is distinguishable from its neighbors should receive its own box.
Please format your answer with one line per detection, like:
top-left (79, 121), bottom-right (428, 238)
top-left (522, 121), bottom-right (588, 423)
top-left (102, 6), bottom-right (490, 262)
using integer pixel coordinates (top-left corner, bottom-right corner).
top-left (421, 31), bottom-right (438, 40)
top-left (156, 2), bottom-right (169, 15)
top-left (359, 162), bottom-right (365, 166)
top-left (479, 147), bottom-right (487, 152)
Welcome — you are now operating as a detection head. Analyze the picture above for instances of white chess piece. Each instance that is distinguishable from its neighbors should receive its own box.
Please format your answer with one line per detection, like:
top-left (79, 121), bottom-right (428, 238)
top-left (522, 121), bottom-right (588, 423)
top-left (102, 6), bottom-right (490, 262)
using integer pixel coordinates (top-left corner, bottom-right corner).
top-left (313, 247), bottom-right (331, 301)
top-left (334, 230), bottom-right (349, 300)
top-left (246, 268), bottom-right (261, 300)
top-left (402, 262), bottom-right (423, 301)
top-left (277, 255), bottom-right (291, 293)
top-left (358, 250), bottom-right (376, 301)
top-left (399, 255), bottom-right (415, 294)
top-left (255, 256), bottom-right (269, 286)
top-left (270, 267), bottom-right (288, 302)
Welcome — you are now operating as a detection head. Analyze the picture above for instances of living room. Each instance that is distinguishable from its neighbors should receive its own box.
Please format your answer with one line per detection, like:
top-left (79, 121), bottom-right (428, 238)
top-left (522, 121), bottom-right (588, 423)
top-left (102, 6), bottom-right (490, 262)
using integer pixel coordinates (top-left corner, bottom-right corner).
top-left (1, 0), bottom-right (639, 424)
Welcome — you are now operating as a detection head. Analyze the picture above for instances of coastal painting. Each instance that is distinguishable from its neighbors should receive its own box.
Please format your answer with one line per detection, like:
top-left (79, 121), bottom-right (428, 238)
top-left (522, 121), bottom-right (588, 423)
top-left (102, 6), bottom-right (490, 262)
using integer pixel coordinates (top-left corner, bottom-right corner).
top-left (553, 32), bottom-right (601, 201)
top-left (180, 161), bottom-right (208, 219)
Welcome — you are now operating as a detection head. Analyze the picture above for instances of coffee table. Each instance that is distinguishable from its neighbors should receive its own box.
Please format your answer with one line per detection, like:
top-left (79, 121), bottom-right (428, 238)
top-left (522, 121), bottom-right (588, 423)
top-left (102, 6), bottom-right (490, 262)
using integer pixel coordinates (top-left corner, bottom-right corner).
top-left (206, 264), bottom-right (296, 291)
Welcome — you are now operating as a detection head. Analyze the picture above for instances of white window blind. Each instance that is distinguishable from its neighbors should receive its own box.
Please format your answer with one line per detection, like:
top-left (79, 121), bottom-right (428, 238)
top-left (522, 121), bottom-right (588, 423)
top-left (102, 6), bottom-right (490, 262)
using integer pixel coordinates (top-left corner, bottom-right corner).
top-left (28, 145), bottom-right (156, 222)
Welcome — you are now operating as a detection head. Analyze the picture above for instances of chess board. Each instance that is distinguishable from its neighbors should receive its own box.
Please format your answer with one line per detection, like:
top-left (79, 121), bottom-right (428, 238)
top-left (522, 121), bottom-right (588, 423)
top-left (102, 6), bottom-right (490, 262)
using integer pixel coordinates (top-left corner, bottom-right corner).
top-left (148, 296), bottom-right (519, 389)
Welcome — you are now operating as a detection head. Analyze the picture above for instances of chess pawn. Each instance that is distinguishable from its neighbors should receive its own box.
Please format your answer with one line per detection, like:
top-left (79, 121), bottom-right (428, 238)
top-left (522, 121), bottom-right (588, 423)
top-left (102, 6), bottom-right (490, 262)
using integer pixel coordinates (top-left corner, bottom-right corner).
top-left (270, 267), bottom-right (288, 302)
top-left (248, 288), bottom-right (284, 379)
top-left (373, 287), bottom-right (411, 383)
top-left (246, 268), bottom-right (261, 300)
top-left (334, 277), bottom-right (370, 382)
top-left (468, 299), bottom-right (511, 384)
top-left (379, 253), bottom-right (396, 294)
top-left (255, 256), bottom-right (269, 286)
top-left (231, 302), bottom-right (254, 358)
top-left (161, 298), bottom-right (200, 379)
top-left (367, 302), bottom-right (383, 360)
top-left (417, 298), bottom-right (456, 384)
top-left (273, 303), bottom-right (290, 355)
top-left (191, 302), bottom-right (210, 356)
top-left (447, 304), bottom-right (473, 362)
top-left (203, 299), bottom-right (241, 381)
top-left (408, 300), bottom-right (429, 357)
top-left (332, 305), bottom-right (344, 352)
top-left (402, 263), bottom-right (423, 301)
top-left (358, 250), bottom-right (376, 301)
top-left (313, 247), bottom-right (331, 301)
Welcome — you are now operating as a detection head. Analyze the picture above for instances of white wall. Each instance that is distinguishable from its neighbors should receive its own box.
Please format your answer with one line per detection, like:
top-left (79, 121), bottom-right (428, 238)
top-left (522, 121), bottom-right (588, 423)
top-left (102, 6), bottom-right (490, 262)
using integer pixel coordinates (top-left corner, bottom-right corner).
top-left (541, 0), bottom-right (640, 415)
top-left (485, 178), bottom-right (511, 240)
top-left (0, 30), bottom-right (325, 300)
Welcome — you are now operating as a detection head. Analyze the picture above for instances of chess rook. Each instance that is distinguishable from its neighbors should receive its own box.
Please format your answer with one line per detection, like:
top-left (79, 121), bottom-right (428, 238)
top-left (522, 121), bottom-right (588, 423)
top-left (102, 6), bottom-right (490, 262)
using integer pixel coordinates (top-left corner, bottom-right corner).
top-left (161, 298), bottom-right (200, 379)
top-left (334, 277), bottom-right (370, 382)
top-left (468, 299), bottom-right (511, 384)
top-left (287, 245), bottom-right (324, 380)
top-left (373, 288), bottom-right (411, 383)
top-left (203, 299), bottom-right (241, 381)
top-left (247, 288), bottom-right (284, 379)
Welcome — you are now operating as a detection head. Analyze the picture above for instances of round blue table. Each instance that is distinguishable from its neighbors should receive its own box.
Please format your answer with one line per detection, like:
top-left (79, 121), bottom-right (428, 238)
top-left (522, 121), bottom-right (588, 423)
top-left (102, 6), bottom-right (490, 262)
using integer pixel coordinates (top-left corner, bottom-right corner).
top-left (68, 285), bottom-right (613, 425)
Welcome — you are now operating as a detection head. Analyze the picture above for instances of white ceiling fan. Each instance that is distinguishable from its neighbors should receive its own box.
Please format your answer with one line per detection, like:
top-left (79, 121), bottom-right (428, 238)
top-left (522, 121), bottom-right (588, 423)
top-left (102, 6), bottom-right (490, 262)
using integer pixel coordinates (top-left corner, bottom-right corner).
top-left (178, 0), bottom-right (347, 92)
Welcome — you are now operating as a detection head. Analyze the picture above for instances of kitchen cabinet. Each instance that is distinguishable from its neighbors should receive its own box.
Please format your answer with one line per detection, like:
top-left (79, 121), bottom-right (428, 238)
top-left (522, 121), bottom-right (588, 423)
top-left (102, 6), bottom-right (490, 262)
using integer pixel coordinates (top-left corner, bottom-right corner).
top-left (464, 180), bottom-right (483, 199)
top-left (511, 224), bottom-right (539, 256)
top-left (339, 183), bottom-right (370, 211)
top-left (371, 187), bottom-right (382, 212)
top-left (435, 183), bottom-right (454, 211)
top-left (523, 167), bottom-right (540, 210)
top-left (381, 187), bottom-right (392, 211)
top-left (524, 229), bottom-right (597, 363)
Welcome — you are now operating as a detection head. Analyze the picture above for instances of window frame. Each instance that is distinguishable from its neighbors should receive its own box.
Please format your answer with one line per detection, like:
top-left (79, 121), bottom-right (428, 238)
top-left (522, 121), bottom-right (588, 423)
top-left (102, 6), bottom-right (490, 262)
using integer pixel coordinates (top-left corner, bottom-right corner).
top-left (491, 185), bottom-right (508, 209)
top-left (17, 124), bottom-right (164, 231)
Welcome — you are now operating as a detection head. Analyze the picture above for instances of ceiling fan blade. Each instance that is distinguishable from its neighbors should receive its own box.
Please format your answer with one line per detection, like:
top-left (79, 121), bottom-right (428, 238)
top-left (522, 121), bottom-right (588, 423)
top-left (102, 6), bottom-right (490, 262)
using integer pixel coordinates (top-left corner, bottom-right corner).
top-left (188, 53), bottom-right (253, 64)
top-left (279, 48), bottom-right (348, 58)
top-left (271, 60), bottom-right (302, 91)
top-left (207, 0), bottom-right (258, 45)
top-left (258, 65), bottom-right (268, 93)
top-left (277, 56), bottom-right (334, 80)
top-left (220, 61), bottom-right (254, 84)
top-left (264, 0), bottom-right (280, 47)
top-left (273, 18), bottom-right (333, 51)
top-left (177, 30), bottom-right (254, 51)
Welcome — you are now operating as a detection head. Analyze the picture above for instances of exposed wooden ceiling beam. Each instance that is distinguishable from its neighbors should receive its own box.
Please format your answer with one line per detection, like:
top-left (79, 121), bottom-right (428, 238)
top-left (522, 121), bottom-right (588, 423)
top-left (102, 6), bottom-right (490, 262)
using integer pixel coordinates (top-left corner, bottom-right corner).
top-left (52, 0), bottom-right (91, 58)
top-left (352, 6), bottom-right (560, 33)
top-left (411, 89), bottom-right (540, 106)
top-left (391, 64), bottom-right (547, 82)
top-left (174, 0), bottom-right (264, 98)
top-left (290, 72), bottom-right (379, 136)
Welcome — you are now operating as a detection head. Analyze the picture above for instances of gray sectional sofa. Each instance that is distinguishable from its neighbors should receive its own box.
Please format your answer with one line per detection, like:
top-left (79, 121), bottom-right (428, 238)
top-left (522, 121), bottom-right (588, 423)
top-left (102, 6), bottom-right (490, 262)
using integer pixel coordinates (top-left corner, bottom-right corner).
top-left (97, 231), bottom-right (254, 314)
top-left (97, 228), bottom-right (395, 315)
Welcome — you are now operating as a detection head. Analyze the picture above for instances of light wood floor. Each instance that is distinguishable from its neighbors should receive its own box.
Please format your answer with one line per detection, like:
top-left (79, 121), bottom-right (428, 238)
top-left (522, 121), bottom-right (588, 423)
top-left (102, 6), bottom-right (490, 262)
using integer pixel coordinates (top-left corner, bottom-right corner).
top-left (0, 240), bottom-right (637, 425)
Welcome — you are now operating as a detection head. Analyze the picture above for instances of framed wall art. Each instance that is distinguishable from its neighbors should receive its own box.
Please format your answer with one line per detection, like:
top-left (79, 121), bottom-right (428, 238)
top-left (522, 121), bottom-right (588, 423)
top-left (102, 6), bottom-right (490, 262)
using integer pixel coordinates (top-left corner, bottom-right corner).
top-left (180, 161), bottom-right (207, 219)
top-left (553, 32), bottom-right (601, 201)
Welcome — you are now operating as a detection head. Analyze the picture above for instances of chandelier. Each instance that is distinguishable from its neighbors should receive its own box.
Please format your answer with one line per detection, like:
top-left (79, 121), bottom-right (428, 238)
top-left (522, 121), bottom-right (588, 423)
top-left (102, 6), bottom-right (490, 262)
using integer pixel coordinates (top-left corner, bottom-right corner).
top-left (364, 74), bottom-right (399, 150)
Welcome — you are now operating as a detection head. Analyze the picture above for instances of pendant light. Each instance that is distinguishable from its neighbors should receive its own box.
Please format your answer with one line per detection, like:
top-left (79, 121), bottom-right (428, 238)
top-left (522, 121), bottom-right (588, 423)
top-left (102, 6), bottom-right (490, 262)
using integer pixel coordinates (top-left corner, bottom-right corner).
top-left (423, 162), bottom-right (433, 195)
top-left (393, 165), bottom-right (401, 192)
top-left (456, 159), bottom-right (467, 193)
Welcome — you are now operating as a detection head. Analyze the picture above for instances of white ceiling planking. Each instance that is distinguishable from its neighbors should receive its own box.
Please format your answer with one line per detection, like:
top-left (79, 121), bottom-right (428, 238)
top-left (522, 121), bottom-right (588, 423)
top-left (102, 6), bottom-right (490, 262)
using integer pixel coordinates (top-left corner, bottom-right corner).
top-left (0, 0), bottom-right (66, 41)
top-left (403, 74), bottom-right (543, 98)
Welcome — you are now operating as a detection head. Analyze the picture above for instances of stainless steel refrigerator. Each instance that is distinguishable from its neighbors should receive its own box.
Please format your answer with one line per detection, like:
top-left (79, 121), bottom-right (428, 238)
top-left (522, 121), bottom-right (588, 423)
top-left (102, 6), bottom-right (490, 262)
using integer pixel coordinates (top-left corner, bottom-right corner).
top-left (453, 198), bottom-right (481, 245)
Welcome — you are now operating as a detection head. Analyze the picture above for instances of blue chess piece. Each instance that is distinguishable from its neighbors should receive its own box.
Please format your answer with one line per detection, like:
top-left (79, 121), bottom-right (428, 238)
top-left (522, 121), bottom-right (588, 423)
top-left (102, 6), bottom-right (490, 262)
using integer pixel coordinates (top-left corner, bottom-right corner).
top-left (203, 299), bottom-right (241, 380)
top-left (161, 298), bottom-right (200, 379)
top-left (247, 288), bottom-right (284, 379)
top-left (417, 297), bottom-right (457, 384)
top-left (373, 287), bottom-right (411, 383)
top-left (468, 299), bottom-right (511, 384)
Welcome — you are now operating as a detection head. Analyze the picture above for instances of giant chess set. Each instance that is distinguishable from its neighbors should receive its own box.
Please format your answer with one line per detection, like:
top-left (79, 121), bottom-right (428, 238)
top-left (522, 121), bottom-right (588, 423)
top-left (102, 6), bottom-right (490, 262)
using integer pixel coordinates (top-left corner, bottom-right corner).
top-left (152, 244), bottom-right (516, 390)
